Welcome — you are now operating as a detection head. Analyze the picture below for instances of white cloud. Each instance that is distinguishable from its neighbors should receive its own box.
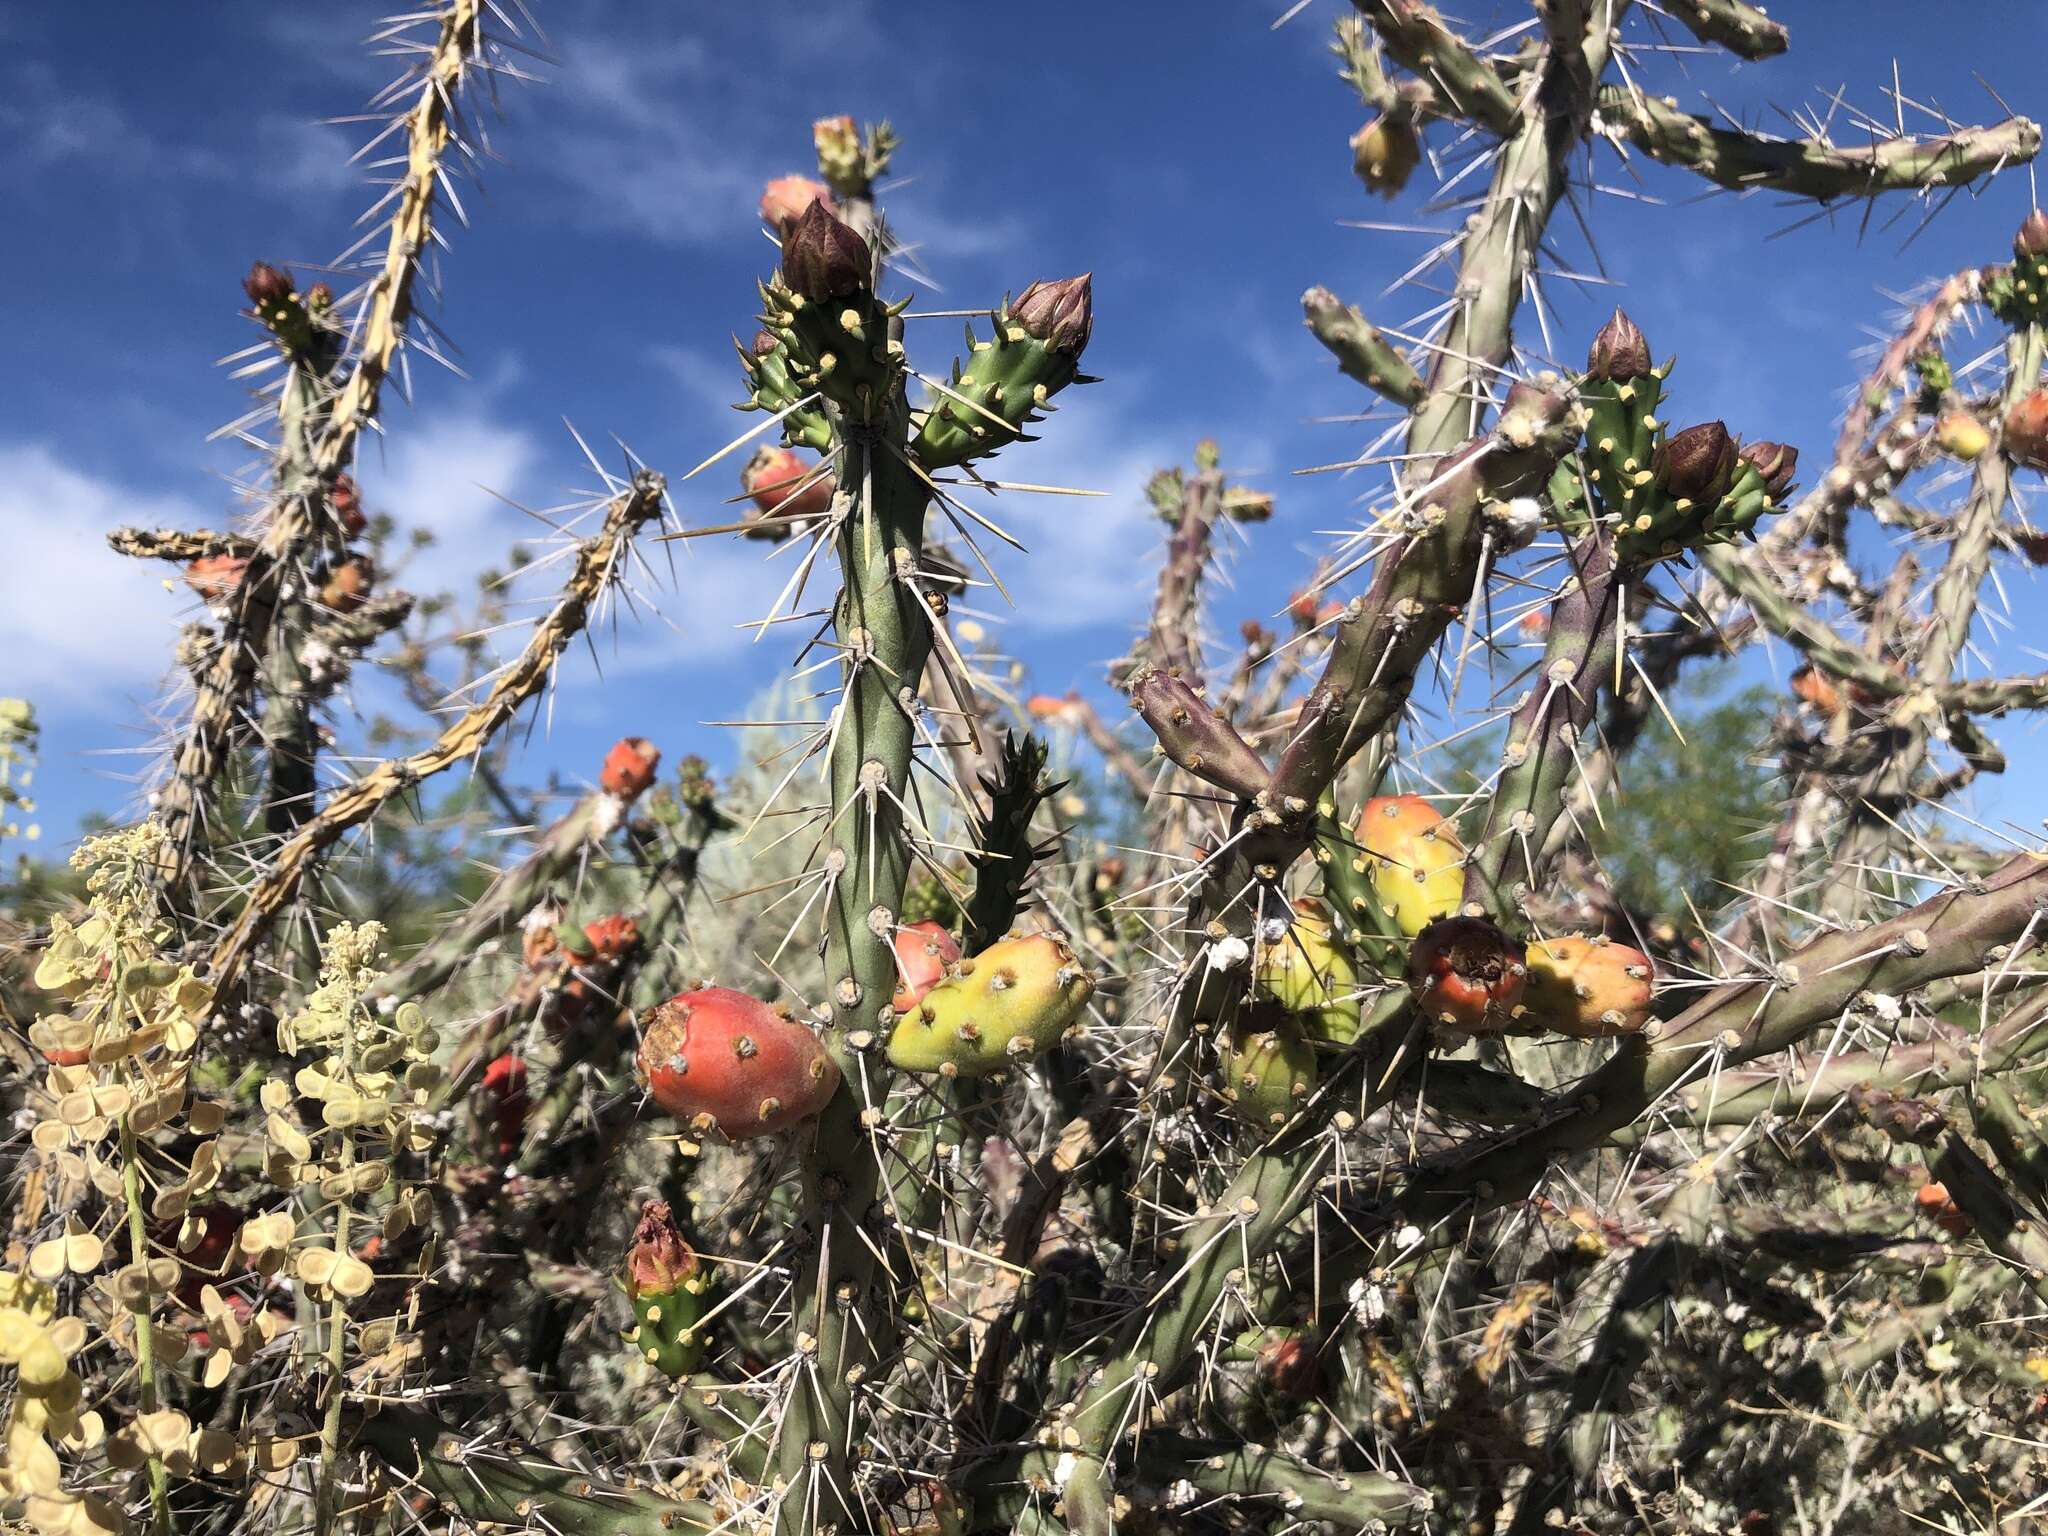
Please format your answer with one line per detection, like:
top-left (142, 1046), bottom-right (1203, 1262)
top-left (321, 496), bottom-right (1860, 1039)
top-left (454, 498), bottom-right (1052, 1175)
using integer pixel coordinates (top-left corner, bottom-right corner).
top-left (354, 410), bottom-right (544, 599)
top-left (0, 444), bottom-right (197, 702)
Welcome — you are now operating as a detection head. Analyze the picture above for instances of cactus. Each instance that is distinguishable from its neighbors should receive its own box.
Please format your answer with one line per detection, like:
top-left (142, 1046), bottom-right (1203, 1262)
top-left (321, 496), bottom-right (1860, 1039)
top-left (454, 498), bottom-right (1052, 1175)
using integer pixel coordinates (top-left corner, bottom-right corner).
top-left (890, 920), bottom-right (960, 1014)
top-left (1354, 793), bottom-right (1465, 937)
top-left (1252, 905), bottom-right (1362, 1044)
top-left (1219, 1010), bottom-right (1319, 1129)
top-left (885, 930), bottom-right (1095, 1076)
top-left (1407, 914), bottom-right (1528, 1032)
top-left (620, 1200), bottom-right (713, 1379)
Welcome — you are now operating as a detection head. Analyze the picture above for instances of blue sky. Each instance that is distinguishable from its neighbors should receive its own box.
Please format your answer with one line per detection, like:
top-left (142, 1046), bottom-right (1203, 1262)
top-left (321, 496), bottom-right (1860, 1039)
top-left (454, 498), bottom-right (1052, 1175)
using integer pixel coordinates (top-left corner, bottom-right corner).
top-left (5, 0), bottom-right (2047, 847)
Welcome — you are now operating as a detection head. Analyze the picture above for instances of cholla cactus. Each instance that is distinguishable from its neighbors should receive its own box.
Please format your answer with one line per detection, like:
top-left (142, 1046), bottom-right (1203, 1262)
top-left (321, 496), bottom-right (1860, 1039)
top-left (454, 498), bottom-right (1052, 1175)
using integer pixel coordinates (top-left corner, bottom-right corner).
top-left (12, 6), bottom-right (2048, 1536)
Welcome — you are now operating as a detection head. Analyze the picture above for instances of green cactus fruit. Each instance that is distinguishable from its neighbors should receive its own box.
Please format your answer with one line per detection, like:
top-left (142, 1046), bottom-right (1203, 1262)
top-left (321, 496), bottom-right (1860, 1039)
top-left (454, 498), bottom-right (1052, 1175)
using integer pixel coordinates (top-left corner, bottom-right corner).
top-left (1219, 1011), bottom-right (1318, 1129)
top-left (1988, 210), bottom-right (2048, 328)
top-left (1253, 904), bottom-right (1361, 1045)
top-left (885, 931), bottom-right (1095, 1077)
top-left (620, 1199), bottom-right (713, 1379)
top-left (911, 275), bottom-right (1094, 469)
top-left (1522, 935), bottom-right (1655, 1038)
top-left (1355, 794), bottom-right (1465, 939)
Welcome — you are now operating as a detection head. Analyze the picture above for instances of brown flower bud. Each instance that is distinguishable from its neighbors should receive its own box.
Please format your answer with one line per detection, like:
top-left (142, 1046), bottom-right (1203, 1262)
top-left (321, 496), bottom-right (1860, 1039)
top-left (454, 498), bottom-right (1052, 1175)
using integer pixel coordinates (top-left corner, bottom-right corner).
top-left (1011, 274), bottom-right (1094, 356)
top-left (1738, 440), bottom-right (1798, 501)
top-left (751, 329), bottom-right (782, 359)
top-left (779, 200), bottom-right (871, 301)
top-left (243, 262), bottom-right (293, 308)
top-left (2016, 209), bottom-right (2048, 259)
top-left (1586, 308), bottom-right (1651, 382)
top-left (1653, 421), bottom-right (1737, 504)
top-left (625, 1200), bottom-right (699, 1298)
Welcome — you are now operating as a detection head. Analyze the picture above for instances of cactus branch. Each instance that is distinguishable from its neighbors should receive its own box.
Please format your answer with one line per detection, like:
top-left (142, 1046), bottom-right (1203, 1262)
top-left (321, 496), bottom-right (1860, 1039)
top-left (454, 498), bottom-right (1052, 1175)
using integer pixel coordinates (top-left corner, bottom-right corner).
top-left (1666, 0), bottom-right (1788, 60)
top-left (208, 474), bottom-right (666, 994)
top-left (1595, 86), bottom-right (2040, 200)
top-left (1353, 0), bottom-right (1521, 136)
top-left (1301, 286), bottom-right (1424, 408)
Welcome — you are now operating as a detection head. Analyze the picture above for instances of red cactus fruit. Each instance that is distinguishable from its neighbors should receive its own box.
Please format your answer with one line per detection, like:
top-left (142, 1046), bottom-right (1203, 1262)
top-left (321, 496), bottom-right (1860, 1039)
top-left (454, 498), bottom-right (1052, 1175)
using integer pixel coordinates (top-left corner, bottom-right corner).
top-left (1407, 915), bottom-right (1527, 1033)
top-left (637, 987), bottom-right (840, 1140)
top-left (759, 174), bottom-right (837, 232)
top-left (320, 555), bottom-right (374, 614)
top-left (601, 737), bottom-right (661, 801)
top-left (184, 554), bottom-right (250, 604)
top-left (1256, 1333), bottom-right (1324, 1398)
top-left (742, 444), bottom-right (836, 521)
top-left (1518, 609), bottom-right (1550, 640)
top-left (584, 914), bottom-right (642, 962)
top-left (891, 921), bottom-right (961, 1014)
top-left (1025, 693), bottom-right (1082, 724)
top-left (481, 1053), bottom-right (530, 1159)
top-left (2004, 388), bottom-right (2048, 471)
top-left (1287, 590), bottom-right (1322, 627)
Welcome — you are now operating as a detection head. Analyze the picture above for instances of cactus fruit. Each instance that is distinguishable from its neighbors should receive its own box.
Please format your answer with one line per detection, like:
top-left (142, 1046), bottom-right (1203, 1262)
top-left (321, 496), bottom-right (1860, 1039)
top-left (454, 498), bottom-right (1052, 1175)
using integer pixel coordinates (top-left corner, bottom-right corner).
top-left (583, 915), bottom-right (641, 962)
top-left (320, 555), bottom-right (375, 613)
top-left (184, 554), bottom-right (250, 604)
top-left (637, 987), bottom-right (840, 1139)
top-left (1933, 411), bottom-right (1992, 461)
top-left (759, 174), bottom-right (836, 232)
top-left (2004, 388), bottom-right (2048, 471)
top-left (329, 472), bottom-right (366, 536)
top-left (621, 1199), bottom-right (713, 1379)
top-left (1219, 1011), bottom-right (1319, 1128)
top-left (1407, 915), bottom-right (1528, 1033)
top-left (741, 444), bottom-right (835, 527)
top-left (891, 921), bottom-right (961, 1015)
top-left (1351, 113), bottom-right (1421, 198)
top-left (1355, 795), bottom-right (1465, 938)
top-left (1254, 1332), bottom-right (1324, 1399)
top-left (910, 274), bottom-right (1094, 469)
top-left (1915, 1180), bottom-right (1972, 1238)
top-left (480, 1054), bottom-right (529, 1159)
top-left (1790, 665), bottom-right (1843, 714)
top-left (600, 737), bottom-right (661, 801)
top-left (1521, 935), bottom-right (1655, 1037)
top-left (885, 931), bottom-right (1094, 1077)
top-left (1253, 906), bottom-right (1361, 1045)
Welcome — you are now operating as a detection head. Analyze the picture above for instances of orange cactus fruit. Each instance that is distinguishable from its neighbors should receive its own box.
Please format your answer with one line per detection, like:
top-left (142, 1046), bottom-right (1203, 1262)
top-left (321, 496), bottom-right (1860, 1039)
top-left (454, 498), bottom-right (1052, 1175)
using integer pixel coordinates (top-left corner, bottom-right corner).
top-left (759, 174), bottom-right (836, 232)
top-left (319, 555), bottom-right (374, 613)
top-left (1915, 1180), bottom-right (1972, 1238)
top-left (1521, 935), bottom-right (1655, 1038)
top-left (2004, 388), bottom-right (2048, 471)
top-left (184, 553), bottom-right (250, 604)
top-left (584, 915), bottom-right (642, 962)
top-left (1407, 915), bottom-right (1527, 1033)
top-left (1356, 794), bottom-right (1465, 937)
top-left (743, 444), bottom-right (836, 520)
top-left (891, 921), bottom-right (961, 1014)
top-left (600, 736), bottom-right (661, 801)
top-left (1789, 665), bottom-right (1842, 714)
top-left (1255, 1333), bottom-right (1324, 1398)
top-left (637, 987), bottom-right (840, 1140)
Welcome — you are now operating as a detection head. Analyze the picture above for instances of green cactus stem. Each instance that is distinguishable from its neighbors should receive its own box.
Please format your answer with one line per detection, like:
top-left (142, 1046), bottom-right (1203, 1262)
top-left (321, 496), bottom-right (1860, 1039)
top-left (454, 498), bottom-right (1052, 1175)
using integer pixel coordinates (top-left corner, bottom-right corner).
top-left (911, 275), bottom-right (1093, 470)
top-left (1354, 0), bottom-right (1519, 136)
top-left (1301, 286), bottom-right (1424, 407)
top-left (1594, 85), bottom-right (2040, 200)
top-left (1667, 0), bottom-right (1787, 59)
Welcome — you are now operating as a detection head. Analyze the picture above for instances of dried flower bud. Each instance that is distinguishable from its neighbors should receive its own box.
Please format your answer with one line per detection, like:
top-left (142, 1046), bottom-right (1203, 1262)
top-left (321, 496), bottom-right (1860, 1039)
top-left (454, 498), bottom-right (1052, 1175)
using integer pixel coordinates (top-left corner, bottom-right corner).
top-left (2016, 209), bottom-right (2048, 259)
top-left (1011, 274), bottom-right (1093, 357)
top-left (751, 329), bottom-right (782, 359)
top-left (305, 282), bottom-right (334, 311)
top-left (1653, 421), bottom-right (1737, 504)
top-left (1351, 114), bottom-right (1421, 198)
top-left (1586, 308), bottom-right (1651, 382)
top-left (243, 262), bottom-right (293, 308)
top-left (2004, 388), bottom-right (2048, 471)
top-left (780, 200), bottom-right (871, 301)
top-left (759, 175), bottom-right (836, 233)
top-left (1738, 440), bottom-right (1798, 502)
top-left (625, 1200), bottom-right (699, 1298)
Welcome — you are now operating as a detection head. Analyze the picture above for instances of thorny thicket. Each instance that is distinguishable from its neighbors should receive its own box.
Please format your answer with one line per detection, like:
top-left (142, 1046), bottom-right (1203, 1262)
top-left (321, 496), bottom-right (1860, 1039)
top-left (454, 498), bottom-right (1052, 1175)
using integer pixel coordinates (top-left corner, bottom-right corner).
top-left (7, 3), bottom-right (2048, 1534)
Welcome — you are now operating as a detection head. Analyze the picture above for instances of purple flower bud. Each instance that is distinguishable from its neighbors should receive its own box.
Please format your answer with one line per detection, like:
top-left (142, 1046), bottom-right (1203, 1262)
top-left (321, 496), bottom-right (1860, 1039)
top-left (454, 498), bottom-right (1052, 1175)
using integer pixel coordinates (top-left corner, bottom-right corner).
top-left (1738, 440), bottom-right (1798, 501)
top-left (1653, 422), bottom-right (1738, 504)
top-left (1012, 274), bottom-right (1094, 357)
top-left (243, 262), bottom-right (294, 309)
top-left (750, 329), bottom-right (781, 358)
top-left (779, 201), bottom-right (871, 301)
top-left (1586, 308), bottom-right (1651, 382)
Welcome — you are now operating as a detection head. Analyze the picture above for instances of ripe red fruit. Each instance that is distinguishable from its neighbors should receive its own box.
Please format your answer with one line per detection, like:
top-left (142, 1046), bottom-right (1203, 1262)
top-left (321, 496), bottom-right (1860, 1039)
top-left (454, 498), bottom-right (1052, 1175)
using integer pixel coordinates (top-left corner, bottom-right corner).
top-left (891, 921), bottom-right (961, 1014)
top-left (481, 1054), bottom-right (530, 1159)
top-left (759, 175), bottom-right (837, 232)
top-left (600, 737), bottom-right (661, 801)
top-left (2005, 388), bottom-right (2048, 471)
top-left (1915, 1180), bottom-right (1972, 1237)
top-left (320, 556), bottom-right (374, 613)
top-left (1407, 915), bottom-right (1527, 1032)
top-left (637, 987), bottom-right (840, 1140)
top-left (742, 445), bottom-right (835, 521)
top-left (184, 554), bottom-right (250, 604)
top-left (584, 915), bottom-right (642, 961)
top-left (1789, 665), bottom-right (1842, 714)
top-left (328, 473), bottom-right (366, 537)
